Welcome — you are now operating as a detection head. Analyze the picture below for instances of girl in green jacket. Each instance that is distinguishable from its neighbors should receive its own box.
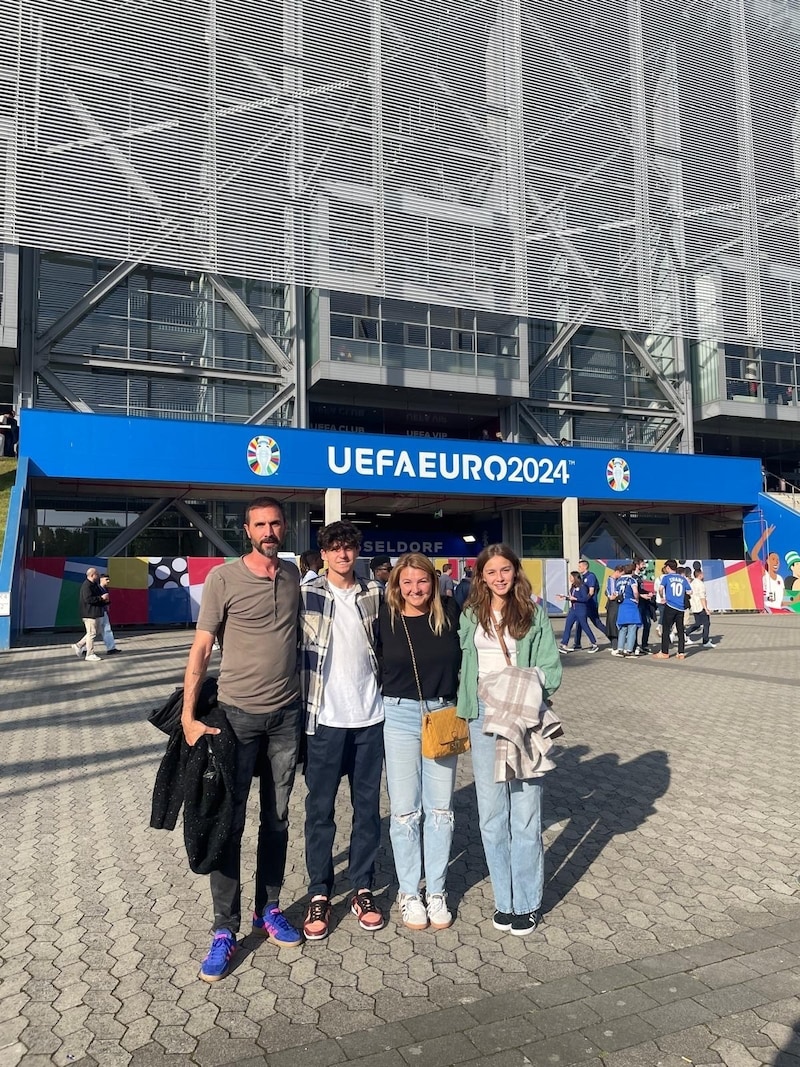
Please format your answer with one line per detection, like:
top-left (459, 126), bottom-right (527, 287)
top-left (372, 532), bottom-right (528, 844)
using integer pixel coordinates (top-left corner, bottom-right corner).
top-left (457, 544), bottom-right (562, 936)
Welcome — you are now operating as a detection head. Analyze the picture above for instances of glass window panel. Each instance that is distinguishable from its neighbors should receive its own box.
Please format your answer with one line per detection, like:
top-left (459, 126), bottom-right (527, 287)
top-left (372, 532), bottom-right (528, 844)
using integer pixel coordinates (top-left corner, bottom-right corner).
top-left (407, 324), bottom-right (428, 346)
top-left (431, 349), bottom-right (476, 374)
top-left (456, 331), bottom-right (474, 352)
top-left (381, 298), bottom-right (427, 323)
top-left (381, 320), bottom-right (405, 344)
top-left (430, 327), bottom-right (452, 350)
top-left (478, 355), bottom-right (518, 380)
top-left (355, 317), bottom-right (378, 341)
top-left (476, 334), bottom-right (497, 355)
top-left (330, 292), bottom-right (367, 315)
top-left (383, 344), bottom-right (429, 371)
top-left (430, 306), bottom-right (456, 327)
top-left (331, 315), bottom-right (354, 338)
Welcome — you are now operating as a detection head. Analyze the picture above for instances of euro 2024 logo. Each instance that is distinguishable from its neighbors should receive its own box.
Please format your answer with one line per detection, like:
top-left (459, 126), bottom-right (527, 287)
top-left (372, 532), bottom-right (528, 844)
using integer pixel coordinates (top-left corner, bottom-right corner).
top-left (247, 436), bottom-right (281, 477)
top-left (606, 457), bottom-right (630, 492)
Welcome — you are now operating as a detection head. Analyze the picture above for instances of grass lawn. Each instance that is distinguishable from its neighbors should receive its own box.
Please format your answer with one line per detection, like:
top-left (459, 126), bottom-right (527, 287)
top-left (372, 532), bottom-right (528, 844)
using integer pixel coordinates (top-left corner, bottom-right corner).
top-left (0, 459), bottom-right (18, 544)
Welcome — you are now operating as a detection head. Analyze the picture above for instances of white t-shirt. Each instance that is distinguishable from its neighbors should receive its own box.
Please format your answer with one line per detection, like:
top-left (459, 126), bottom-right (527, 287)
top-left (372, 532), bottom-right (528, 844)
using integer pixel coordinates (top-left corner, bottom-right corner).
top-left (474, 610), bottom-right (518, 676)
top-left (318, 583), bottom-right (383, 728)
top-left (689, 577), bottom-right (706, 614)
top-left (763, 571), bottom-right (785, 608)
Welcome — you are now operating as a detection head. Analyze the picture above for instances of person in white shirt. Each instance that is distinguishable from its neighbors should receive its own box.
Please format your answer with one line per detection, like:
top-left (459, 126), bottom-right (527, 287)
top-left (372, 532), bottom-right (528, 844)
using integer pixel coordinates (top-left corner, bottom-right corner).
top-left (685, 567), bottom-right (714, 648)
top-left (299, 521), bottom-right (385, 941)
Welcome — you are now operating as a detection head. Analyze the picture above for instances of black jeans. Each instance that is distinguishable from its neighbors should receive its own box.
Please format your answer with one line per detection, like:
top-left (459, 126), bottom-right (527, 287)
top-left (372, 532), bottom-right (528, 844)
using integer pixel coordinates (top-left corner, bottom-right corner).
top-left (305, 721), bottom-right (385, 899)
top-left (686, 610), bottom-right (710, 643)
top-left (605, 599), bottom-right (619, 641)
top-left (661, 605), bottom-right (686, 654)
top-left (210, 701), bottom-right (302, 933)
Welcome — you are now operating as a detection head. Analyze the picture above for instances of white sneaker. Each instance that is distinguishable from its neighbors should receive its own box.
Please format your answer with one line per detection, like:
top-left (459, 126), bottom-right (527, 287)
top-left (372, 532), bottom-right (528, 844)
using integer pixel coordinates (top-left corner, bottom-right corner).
top-left (426, 894), bottom-right (452, 930)
top-left (397, 894), bottom-right (428, 930)
top-left (71, 644), bottom-right (83, 658)
top-left (703, 641), bottom-right (715, 648)
top-left (85, 654), bottom-right (101, 662)
top-left (684, 637), bottom-right (698, 646)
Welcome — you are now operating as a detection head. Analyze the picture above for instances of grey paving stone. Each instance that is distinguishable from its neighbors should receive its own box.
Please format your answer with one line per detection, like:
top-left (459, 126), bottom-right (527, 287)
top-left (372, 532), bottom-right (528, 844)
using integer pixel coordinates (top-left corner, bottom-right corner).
top-left (629, 952), bottom-right (693, 980)
top-left (268, 1038), bottom-right (346, 1067)
top-left (340, 1052), bottom-right (405, 1067)
top-left (520, 1029), bottom-right (601, 1064)
top-left (397, 1032), bottom-right (483, 1067)
top-left (400, 1006), bottom-right (478, 1042)
top-left (578, 964), bottom-right (644, 992)
top-left (462, 1016), bottom-right (544, 1054)
top-left (639, 997), bottom-right (721, 1034)
top-left (462, 990), bottom-right (538, 1025)
top-left (580, 1015), bottom-right (657, 1054)
top-left (335, 1022), bottom-right (415, 1059)
top-left (690, 959), bottom-right (763, 989)
top-left (526, 976), bottom-right (594, 1009)
top-left (583, 985), bottom-right (660, 1021)
top-left (639, 972), bottom-right (712, 1005)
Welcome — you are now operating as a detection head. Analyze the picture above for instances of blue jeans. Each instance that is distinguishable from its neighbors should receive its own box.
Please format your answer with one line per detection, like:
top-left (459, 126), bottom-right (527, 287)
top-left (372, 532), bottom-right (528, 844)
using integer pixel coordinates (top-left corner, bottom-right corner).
top-left (383, 697), bottom-right (457, 897)
top-left (468, 701), bottom-right (544, 915)
top-left (304, 721), bottom-right (384, 898)
top-left (210, 701), bottom-right (302, 933)
top-left (617, 622), bottom-right (639, 653)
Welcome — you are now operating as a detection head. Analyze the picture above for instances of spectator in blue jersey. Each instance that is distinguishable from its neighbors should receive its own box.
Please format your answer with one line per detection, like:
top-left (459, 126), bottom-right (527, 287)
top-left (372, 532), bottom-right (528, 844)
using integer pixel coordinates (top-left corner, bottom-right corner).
top-left (573, 560), bottom-right (607, 649)
top-left (653, 560), bottom-right (692, 660)
top-left (613, 564), bottom-right (640, 657)
top-left (557, 572), bottom-right (599, 654)
top-left (604, 565), bottom-right (623, 649)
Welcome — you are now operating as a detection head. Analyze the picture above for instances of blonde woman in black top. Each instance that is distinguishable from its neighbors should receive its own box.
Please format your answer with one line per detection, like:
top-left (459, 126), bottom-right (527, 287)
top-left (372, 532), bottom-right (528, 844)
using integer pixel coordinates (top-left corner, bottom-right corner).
top-left (379, 553), bottom-right (462, 931)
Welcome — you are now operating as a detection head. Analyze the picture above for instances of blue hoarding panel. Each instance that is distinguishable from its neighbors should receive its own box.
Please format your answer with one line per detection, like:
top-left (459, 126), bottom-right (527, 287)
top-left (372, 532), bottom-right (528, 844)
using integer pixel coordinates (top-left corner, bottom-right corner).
top-left (20, 410), bottom-right (762, 507)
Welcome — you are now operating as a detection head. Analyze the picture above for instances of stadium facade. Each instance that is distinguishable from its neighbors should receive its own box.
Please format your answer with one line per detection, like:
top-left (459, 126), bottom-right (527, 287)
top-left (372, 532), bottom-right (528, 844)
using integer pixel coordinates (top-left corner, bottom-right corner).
top-left (2, 0), bottom-right (800, 560)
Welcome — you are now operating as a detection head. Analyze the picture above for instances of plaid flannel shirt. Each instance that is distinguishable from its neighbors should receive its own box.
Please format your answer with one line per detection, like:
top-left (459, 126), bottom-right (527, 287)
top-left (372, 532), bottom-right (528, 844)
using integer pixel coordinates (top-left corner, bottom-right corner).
top-left (299, 575), bottom-right (383, 735)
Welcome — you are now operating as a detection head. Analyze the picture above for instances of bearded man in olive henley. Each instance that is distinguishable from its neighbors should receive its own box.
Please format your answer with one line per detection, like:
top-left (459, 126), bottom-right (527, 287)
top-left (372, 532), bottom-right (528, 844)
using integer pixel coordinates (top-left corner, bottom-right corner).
top-left (181, 495), bottom-right (303, 980)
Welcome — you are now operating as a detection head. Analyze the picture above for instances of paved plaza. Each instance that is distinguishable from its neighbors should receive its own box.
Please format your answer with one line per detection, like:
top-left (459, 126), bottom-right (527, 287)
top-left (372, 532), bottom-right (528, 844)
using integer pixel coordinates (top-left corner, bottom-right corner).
top-left (1, 614), bottom-right (799, 1067)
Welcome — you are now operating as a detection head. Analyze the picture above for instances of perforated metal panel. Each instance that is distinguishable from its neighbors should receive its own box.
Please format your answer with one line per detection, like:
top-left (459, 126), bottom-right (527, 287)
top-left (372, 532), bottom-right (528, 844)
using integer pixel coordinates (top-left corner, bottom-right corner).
top-left (3, 0), bottom-right (800, 347)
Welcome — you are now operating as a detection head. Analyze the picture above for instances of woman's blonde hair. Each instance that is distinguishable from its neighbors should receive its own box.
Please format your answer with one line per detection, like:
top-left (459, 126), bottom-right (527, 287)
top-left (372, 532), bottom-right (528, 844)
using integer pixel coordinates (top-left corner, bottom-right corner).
top-left (385, 553), bottom-right (449, 636)
top-left (465, 543), bottom-right (536, 640)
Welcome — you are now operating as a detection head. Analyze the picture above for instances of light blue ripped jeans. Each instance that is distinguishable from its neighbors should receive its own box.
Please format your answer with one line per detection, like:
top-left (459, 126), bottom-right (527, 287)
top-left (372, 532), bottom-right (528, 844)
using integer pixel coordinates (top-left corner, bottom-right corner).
top-left (383, 696), bottom-right (458, 897)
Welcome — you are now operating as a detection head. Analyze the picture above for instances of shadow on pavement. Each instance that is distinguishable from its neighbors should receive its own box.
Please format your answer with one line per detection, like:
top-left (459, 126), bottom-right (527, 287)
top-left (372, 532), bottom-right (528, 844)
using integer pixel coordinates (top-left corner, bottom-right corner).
top-left (544, 743), bottom-right (670, 911)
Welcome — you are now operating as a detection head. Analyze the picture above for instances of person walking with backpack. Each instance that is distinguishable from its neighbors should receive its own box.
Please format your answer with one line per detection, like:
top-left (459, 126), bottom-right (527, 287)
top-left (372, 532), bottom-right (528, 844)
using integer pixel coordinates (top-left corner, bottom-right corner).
top-left (613, 564), bottom-right (640, 657)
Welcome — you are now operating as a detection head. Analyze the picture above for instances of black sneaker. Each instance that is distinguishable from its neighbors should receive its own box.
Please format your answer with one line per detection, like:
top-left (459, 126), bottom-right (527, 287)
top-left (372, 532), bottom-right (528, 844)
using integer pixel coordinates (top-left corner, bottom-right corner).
top-left (492, 910), bottom-right (514, 931)
top-left (106, 648), bottom-right (122, 654)
top-left (510, 910), bottom-right (541, 936)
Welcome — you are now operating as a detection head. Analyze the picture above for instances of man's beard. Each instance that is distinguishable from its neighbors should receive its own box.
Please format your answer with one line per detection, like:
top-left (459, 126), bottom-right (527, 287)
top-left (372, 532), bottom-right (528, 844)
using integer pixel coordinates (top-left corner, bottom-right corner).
top-left (252, 538), bottom-right (281, 557)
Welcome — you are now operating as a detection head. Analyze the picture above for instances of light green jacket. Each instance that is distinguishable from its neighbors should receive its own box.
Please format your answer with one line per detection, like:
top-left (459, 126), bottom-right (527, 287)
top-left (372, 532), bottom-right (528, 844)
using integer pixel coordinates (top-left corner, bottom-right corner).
top-left (456, 606), bottom-right (563, 721)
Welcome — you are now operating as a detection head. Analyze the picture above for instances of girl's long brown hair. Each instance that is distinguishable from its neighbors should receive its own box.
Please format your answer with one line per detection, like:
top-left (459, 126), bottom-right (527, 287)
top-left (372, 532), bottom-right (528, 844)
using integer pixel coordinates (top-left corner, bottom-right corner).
top-left (384, 553), bottom-right (449, 636)
top-left (465, 543), bottom-right (536, 640)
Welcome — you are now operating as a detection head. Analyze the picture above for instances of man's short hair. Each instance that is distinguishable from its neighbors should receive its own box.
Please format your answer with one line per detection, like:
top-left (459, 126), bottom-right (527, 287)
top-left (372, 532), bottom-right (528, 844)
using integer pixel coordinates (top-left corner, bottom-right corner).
top-left (244, 496), bottom-right (286, 525)
top-left (442, 563), bottom-right (452, 573)
top-left (318, 520), bottom-right (362, 552)
top-left (578, 558), bottom-right (589, 567)
top-left (370, 555), bottom-right (391, 574)
top-left (665, 558), bottom-right (678, 571)
top-left (463, 566), bottom-right (473, 578)
top-left (693, 567), bottom-right (703, 577)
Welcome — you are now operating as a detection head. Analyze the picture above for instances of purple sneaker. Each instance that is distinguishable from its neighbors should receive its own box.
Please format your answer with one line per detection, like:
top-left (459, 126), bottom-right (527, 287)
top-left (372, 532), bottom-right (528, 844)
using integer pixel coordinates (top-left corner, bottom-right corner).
top-left (252, 905), bottom-right (303, 947)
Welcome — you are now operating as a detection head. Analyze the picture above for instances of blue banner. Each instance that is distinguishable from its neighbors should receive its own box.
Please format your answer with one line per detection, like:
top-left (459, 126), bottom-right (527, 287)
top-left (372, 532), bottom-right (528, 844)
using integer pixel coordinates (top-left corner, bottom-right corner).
top-left (20, 410), bottom-right (762, 506)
